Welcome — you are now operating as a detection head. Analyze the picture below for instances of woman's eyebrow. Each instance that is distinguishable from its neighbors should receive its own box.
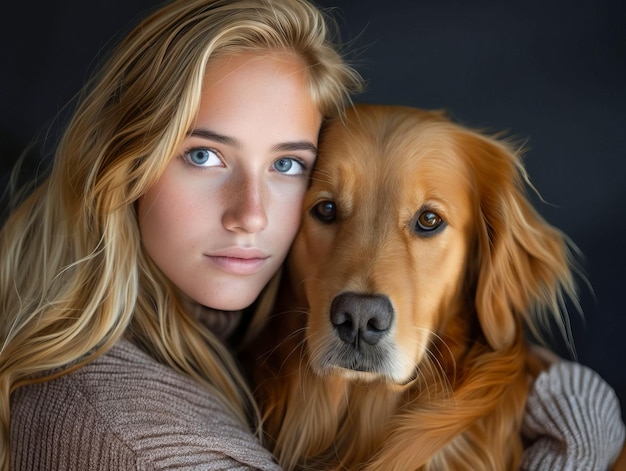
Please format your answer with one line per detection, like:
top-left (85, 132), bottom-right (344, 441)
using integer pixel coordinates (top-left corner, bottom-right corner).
top-left (188, 128), bottom-right (317, 155)
top-left (272, 141), bottom-right (318, 154)
top-left (188, 128), bottom-right (240, 148)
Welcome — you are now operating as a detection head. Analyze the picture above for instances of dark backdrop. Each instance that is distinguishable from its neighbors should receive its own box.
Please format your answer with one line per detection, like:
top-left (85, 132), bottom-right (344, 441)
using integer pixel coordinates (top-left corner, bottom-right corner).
top-left (2, 1), bottom-right (624, 414)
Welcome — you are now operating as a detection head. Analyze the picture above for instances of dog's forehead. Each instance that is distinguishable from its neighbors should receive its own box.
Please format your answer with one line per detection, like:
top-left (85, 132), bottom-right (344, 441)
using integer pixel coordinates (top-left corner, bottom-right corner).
top-left (314, 106), bottom-right (473, 202)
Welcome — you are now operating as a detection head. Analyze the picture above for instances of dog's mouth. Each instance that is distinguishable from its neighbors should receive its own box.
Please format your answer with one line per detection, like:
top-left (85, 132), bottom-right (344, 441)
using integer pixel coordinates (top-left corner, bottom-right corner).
top-left (309, 328), bottom-right (402, 382)
top-left (323, 343), bottom-right (389, 374)
top-left (316, 349), bottom-right (418, 388)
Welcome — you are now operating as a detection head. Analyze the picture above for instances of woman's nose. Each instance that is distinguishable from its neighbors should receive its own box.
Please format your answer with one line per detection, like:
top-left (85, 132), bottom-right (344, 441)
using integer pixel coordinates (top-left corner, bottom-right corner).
top-left (221, 172), bottom-right (268, 233)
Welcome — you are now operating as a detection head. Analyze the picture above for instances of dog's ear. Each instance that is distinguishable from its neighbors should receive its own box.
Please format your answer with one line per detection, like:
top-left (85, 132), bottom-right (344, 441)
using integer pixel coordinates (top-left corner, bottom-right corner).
top-left (462, 132), bottom-right (577, 351)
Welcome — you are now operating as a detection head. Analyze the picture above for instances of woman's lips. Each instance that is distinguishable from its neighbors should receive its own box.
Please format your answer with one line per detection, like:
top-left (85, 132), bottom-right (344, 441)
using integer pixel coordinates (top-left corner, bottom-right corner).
top-left (206, 248), bottom-right (269, 275)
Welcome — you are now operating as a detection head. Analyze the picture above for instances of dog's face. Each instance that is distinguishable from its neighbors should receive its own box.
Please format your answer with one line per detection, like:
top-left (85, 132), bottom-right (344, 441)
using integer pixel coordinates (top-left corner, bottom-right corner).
top-left (288, 105), bottom-right (479, 385)
top-left (287, 104), bottom-right (571, 386)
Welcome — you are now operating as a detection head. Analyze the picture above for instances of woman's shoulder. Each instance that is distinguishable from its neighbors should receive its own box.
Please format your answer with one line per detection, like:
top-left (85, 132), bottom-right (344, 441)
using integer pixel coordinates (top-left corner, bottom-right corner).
top-left (10, 338), bottom-right (281, 470)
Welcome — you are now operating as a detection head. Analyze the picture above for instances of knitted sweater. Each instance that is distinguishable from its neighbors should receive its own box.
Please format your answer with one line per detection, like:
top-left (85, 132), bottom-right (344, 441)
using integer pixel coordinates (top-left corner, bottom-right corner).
top-left (10, 339), bottom-right (625, 470)
top-left (522, 362), bottom-right (625, 470)
top-left (10, 339), bottom-right (281, 470)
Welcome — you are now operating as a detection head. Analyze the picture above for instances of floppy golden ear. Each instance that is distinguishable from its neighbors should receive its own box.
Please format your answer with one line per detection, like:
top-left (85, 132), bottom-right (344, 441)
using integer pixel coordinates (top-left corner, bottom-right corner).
top-left (463, 132), bottom-right (577, 351)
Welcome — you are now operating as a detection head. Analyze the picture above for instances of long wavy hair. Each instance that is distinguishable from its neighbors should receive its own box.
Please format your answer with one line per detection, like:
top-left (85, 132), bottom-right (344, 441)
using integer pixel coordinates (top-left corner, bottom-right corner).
top-left (0, 0), bottom-right (363, 465)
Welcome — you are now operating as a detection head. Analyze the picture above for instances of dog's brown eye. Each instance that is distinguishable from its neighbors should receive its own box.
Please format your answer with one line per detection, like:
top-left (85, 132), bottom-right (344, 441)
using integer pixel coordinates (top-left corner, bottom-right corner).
top-left (311, 200), bottom-right (337, 223)
top-left (413, 210), bottom-right (445, 235)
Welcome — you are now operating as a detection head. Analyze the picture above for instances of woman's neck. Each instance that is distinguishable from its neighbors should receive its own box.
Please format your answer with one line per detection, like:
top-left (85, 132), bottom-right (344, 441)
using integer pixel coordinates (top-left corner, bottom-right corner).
top-left (182, 298), bottom-right (243, 341)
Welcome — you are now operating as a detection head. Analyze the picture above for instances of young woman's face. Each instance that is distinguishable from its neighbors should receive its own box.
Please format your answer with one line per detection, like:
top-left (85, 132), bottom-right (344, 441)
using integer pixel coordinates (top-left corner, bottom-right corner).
top-left (138, 52), bottom-right (322, 311)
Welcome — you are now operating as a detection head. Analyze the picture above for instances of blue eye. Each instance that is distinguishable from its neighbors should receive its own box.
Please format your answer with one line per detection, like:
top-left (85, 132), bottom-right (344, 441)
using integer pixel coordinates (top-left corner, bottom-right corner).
top-left (183, 148), bottom-right (221, 167)
top-left (274, 157), bottom-right (305, 175)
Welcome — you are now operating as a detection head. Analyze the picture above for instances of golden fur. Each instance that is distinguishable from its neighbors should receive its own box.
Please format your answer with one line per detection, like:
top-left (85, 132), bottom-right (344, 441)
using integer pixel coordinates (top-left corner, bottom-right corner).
top-left (243, 104), bottom-right (577, 470)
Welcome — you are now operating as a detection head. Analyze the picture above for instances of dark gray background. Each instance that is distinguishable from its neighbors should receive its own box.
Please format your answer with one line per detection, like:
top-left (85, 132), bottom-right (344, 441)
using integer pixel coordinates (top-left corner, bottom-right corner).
top-left (1, 0), bottom-right (624, 415)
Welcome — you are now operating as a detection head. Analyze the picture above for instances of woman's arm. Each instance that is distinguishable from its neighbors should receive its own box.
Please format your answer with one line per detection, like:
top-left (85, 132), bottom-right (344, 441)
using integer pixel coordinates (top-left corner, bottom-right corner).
top-left (521, 359), bottom-right (625, 470)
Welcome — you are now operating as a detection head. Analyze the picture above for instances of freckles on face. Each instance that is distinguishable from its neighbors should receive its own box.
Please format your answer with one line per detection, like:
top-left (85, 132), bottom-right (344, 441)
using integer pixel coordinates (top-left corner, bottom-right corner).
top-left (138, 52), bottom-right (322, 312)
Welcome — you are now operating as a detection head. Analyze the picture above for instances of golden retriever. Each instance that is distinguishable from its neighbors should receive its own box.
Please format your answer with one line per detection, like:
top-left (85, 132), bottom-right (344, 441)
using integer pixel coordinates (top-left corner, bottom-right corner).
top-left (243, 104), bottom-right (577, 470)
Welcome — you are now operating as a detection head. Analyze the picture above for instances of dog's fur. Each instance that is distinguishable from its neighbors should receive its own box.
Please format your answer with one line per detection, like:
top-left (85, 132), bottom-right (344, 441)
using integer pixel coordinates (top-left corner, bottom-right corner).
top-left (243, 104), bottom-right (577, 470)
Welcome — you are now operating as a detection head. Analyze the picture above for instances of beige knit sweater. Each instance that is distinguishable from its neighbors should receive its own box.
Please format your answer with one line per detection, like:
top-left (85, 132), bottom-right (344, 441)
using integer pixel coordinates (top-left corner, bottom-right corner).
top-left (10, 339), bottom-right (625, 470)
top-left (10, 339), bottom-right (281, 470)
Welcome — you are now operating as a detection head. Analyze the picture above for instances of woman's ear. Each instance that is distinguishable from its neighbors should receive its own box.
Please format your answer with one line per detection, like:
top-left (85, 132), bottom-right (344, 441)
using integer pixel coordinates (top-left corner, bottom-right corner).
top-left (465, 133), bottom-right (576, 351)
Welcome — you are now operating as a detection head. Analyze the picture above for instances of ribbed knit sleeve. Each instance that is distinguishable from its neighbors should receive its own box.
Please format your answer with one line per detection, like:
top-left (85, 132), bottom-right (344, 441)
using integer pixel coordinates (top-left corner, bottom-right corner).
top-left (10, 339), bottom-right (282, 470)
top-left (10, 380), bottom-right (149, 470)
top-left (521, 361), bottom-right (625, 471)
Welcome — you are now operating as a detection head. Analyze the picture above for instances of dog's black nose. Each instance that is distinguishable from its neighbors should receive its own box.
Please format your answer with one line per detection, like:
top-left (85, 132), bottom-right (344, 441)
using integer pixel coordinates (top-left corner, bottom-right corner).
top-left (330, 293), bottom-right (393, 346)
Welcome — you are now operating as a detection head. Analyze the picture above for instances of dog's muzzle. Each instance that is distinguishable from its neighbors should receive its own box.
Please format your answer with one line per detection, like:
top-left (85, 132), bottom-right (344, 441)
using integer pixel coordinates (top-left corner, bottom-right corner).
top-left (312, 292), bottom-right (409, 381)
top-left (322, 292), bottom-right (396, 375)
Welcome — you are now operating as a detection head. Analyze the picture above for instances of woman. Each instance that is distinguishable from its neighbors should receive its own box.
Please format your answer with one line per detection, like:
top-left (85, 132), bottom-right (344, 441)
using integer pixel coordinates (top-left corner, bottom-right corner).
top-left (1, 0), bottom-right (361, 468)
top-left (1, 0), bottom-right (623, 469)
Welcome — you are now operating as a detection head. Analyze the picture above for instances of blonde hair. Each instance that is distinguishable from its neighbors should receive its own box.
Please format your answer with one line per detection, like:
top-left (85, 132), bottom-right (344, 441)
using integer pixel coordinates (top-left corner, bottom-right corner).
top-left (0, 0), bottom-right (363, 465)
